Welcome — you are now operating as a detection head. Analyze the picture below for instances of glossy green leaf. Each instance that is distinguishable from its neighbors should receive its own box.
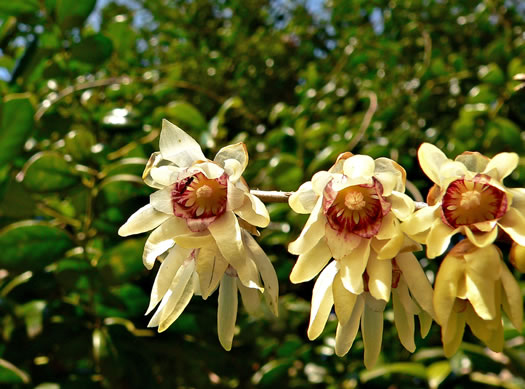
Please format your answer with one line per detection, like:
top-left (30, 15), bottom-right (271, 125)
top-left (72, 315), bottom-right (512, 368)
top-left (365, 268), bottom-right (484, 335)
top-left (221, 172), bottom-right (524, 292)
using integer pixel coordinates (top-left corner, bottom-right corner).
top-left (360, 362), bottom-right (428, 382)
top-left (0, 95), bottom-right (35, 167)
top-left (0, 222), bottom-right (74, 271)
top-left (0, 359), bottom-right (30, 384)
top-left (0, 0), bottom-right (39, 15)
top-left (21, 151), bottom-right (80, 192)
top-left (71, 34), bottom-right (113, 65)
top-left (55, 0), bottom-right (97, 29)
top-left (165, 101), bottom-right (208, 132)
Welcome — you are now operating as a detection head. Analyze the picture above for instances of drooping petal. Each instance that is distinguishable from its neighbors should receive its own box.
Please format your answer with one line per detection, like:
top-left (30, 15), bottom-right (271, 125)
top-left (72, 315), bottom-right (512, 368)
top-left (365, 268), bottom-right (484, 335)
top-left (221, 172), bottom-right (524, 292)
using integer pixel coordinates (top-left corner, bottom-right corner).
top-left (160, 119), bottom-right (206, 167)
top-left (464, 243), bottom-right (501, 281)
top-left (146, 245), bottom-right (192, 315)
top-left (441, 309), bottom-right (465, 358)
top-left (433, 254), bottom-right (465, 325)
top-left (307, 261), bottom-right (338, 340)
top-left (366, 253), bottom-right (392, 302)
top-left (208, 211), bottom-right (262, 290)
top-left (362, 294), bottom-right (386, 369)
top-left (339, 238), bottom-right (371, 294)
top-left (237, 278), bottom-right (261, 316)
top-left (389, 191), bottom-right (415, 221)
top-left (343, 155), bottom-right (375, 180)
top-left (235, 193), bottom-right (270, 228)
top-left (417, 143), bottom-right (450, 185)
top-left (466, 305), bottom-right (503, 352)
top-left (373, 226), bottom-right (404, 260)
top-left (325, 224), bottom-right (361, 259)
top-left (500, 262), bottom-right (523, 331)
top-left (158, 272), bottom-right (195, 332)
top-left (214, 143), bottom-right (248, 177)
top-left (499, 207), bottom-right (525, 246)
top-left (426, 218), bottom-right (458, 259)
top-left (465, 272), bottom-right (497, 321)
top-left (334, 295), bottom-right (364, 356)
top-left (196, 247), bottom-right (229, 300)
top-left (418, 310), bottom-right (433, 338)
top-left (118, 204), bottom-right (172, 236)
top-left (217, 275), bottom-right (238, 351)
top-left (226, 181), bottom-right (246, 211)
top-left (143, 217), bottom-right (190, 269)
top-left (483, 152), bottom-right (519, 181)
top-left (290, 237), bottom-right (332, 283)
top-left (148, 258), bottom-right (195, 328)
top-left (400, 203), bottom-right (440, 237)
top-left (376, 212), bottom-right (397, 240)
top-left (288, 198), bottom-right (326, 255)
top-left (289, 181), bottom-right (318, 214)
top-left (242, 231), bottom-right (279, 316)
top-left (464, 226), bottom-right (498, 248)
top-left (395, 253), bottom-right (434, 317)
top-left (150, 186), bottom-right (175, 215)
top-left (332, 272), bottom-right (358, 325)
top-left (392, 286), bottom-right (415, 352)
top-left (174, 232), bottom-right (215, 248)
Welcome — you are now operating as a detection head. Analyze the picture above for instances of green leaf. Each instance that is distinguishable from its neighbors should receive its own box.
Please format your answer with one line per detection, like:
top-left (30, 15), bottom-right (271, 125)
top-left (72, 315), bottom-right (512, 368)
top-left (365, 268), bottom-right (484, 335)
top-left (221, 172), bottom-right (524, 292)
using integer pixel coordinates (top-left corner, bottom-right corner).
top-left (478, 63), bottom-right (504, 85)
top-left (71, 34), bottom-right (113, 65)
top-left (0, 94), bottom-right (35, 167)
top-left (165, 101), bottom-right (207, 132)
top-left (0, 0), bottom-right (39, 15)
top-left (484, 117), bottom-right (521, 148)
top-left (16, 300), bottom-right (46, 338)
top-left (64, 128), bottom-right (96, 161)
top-left (360, 362), bottom-right (428, 382)
top-left (0, 222), bottom-right (74, 271)
top-left (426, 361), bottom-right (451, 389)
top-left (55, 0), bottom-right (97, 29)
top-left (21, 151), bottom-right (80, 193)
top-left (98, 238), bottom-right (147, 285)
top-left (0, 359), bottom-right (30, 384)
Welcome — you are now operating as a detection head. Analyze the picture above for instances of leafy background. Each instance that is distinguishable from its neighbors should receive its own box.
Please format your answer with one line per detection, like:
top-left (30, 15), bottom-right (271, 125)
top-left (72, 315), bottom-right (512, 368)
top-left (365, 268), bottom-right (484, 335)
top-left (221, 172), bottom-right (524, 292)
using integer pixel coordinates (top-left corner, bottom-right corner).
top-left (0, 0), bottom-right (525, 387)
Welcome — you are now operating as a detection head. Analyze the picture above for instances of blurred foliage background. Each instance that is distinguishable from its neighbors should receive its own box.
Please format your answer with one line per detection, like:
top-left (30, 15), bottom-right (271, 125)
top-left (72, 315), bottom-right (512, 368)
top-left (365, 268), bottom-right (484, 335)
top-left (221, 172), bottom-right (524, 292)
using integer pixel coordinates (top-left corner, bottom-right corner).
top-left (0, 0), bottom-right (525, 387)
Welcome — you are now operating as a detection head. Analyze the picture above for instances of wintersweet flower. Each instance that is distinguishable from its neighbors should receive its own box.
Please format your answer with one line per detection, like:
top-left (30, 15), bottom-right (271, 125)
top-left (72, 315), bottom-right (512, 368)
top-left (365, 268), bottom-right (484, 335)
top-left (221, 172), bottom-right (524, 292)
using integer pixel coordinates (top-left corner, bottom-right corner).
top-left (402, 143), bottom-right (525, 258)
top-left (118, 120), bottom-right (278, 349)
top-left (288, 152), bottom-right (415, 295)
top-left (306, 249), bottom-right (434, 368)
top-left (433, 240), bottom-right (523, 357)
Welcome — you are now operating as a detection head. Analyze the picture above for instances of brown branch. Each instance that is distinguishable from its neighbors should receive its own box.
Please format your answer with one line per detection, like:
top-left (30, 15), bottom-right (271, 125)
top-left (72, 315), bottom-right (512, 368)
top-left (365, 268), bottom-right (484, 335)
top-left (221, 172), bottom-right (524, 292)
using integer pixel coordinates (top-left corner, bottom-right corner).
top-left (347, 91), bottom-right (378, 151)
top-left (250, 190), bottom-right (292, 203)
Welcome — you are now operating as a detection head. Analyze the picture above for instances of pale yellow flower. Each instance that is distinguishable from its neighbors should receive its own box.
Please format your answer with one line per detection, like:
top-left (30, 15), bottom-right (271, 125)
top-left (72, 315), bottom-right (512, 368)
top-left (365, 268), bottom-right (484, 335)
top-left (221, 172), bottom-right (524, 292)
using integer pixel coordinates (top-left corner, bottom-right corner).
top-left (433, 240), bottom-right (523, 357)
top-left (119, 120), bottom-right (278, 349)
top-left (402, 143), bottom-right (525, 258)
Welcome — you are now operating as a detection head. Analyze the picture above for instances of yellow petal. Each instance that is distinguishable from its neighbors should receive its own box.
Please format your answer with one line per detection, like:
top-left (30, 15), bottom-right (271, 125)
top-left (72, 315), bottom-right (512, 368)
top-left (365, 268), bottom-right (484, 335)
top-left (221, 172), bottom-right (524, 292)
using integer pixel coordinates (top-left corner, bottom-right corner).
top-left (143, 217), bottom-right (190, 269)
top-left (400, 203), bottom-right (440, 237)
top-left (465, 273), bottom-right (497, 320)
top-left (418, 310), bottom-right (433, 338)
top-left (362, 294), bottom-right (386, 369)
top-left (373, 157), bottom-right (406, 195)
top-left (149, 186), bottom-right (175, 215)
top-left (196, 247), bottom-right (229, 300)
top-left (464, 244), bottom-right (501, 281)
top-left (508, 188), bottom-right (525, 215)
top-left (426, 218), bottom-right (458, 259)
top-left (499, 207), bottom-right (525, 246)
top-left (325, 224), bottom-right (361, 259)
top-left (227, 181), bottom-right (246, 211)
top-left (289, 181), bottom-right (317, 214)
top-left (288, 198), bottom-right (326, 255)
top-left (208, 211), bottom-right (262, 290)
top-left (389, 192), bottom-right (415, 221)
top-left (455, 151), bottom-right (489, 173)
top-left (235, 192), bottom-right (270, 227)
top-left (376, 212), bottom-right (397, 240)
top-left (214, 142), bottom-right (248, 178)
top-left (290, 238), bottom-right (332, 283)
top-left (418, 143), bottom-right (450, 185)
top-left (174, 232), bottom-right (215, 248)
top-left (500, 261), bottom-right (523, 331)
top-left (118, 204), bottom-right (172, 236)
top-left (332, 272), bottom-right (358, 325)
top-left (343, 155), bottom-right (375, 180)
top-left (217, 275), bottom-right (238, 351)
top-left (392, 287), bottom-right (415, 352)
top-left (441, 309), bottom-right (465, 358)
top-left (160, 119), bottom-right (206, 167)
top-left (311, 171), bottom-right (334, 195)
top-left (307, 261), bottom-right (337, 340)
top-left (334, 295), bottom-right (364, 356)
top-left (433, 254), bottom-right (465, 325)
top-left (158, 271), bottom-right (195, 332)
top-left (339, 239), bottom-right (371, 294)
top-left (395, 252), bottom-right (434, 317)
top-left (373, 227), bottom-right (404, 260)
top-left (465, 305), bottom-right (503, 352)
top-left (237, 278), bottom-right (261, 316)
top-left (483, 152), bottom-right (518, 181)
top-left (366, 253), bottom-right (392, 302)
top-left (464, 226), bottom-right (498, 248)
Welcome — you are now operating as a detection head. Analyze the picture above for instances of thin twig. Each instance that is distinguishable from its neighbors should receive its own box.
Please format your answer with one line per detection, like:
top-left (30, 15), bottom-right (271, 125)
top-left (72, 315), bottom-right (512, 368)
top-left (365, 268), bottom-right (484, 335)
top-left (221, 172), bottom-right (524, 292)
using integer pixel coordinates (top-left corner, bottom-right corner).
top-left (347, 91), bottom-right (378, 151)
top-left (250, 190), bottom-right (292, 203)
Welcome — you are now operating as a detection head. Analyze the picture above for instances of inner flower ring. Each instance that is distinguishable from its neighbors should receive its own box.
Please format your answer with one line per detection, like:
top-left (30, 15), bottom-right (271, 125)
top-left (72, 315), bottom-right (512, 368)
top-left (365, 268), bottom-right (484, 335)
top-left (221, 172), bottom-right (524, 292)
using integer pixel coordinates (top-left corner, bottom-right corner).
top-left (441, 174), bottom-right (507, 228)
top-left (171, 171), bottom-right (228, 231)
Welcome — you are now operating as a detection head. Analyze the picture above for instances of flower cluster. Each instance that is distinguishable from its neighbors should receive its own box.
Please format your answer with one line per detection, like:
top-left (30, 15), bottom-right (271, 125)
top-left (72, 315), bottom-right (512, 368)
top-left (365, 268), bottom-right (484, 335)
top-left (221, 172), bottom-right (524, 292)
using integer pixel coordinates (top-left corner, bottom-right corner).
top-left (119, 122), bottom-right (524, 366)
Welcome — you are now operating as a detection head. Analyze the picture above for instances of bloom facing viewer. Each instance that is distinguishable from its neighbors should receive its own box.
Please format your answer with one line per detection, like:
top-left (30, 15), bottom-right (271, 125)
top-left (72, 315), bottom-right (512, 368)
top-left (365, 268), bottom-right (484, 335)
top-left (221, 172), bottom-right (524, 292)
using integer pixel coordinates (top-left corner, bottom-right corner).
top-left (118, 119), bottom-right (278, 350)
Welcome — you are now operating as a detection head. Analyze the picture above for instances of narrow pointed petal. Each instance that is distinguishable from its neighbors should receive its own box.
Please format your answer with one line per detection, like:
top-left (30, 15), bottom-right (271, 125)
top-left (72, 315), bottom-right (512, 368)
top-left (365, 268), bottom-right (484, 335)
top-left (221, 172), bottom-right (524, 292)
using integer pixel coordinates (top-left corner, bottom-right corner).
top-left (339, 239), bottom-right (371, 294)
top-left (395, 252), bottom-right (434, 317)
top-left (367, 253), bottom-right (392, 302)
top-left (242, 231), bottom-right (279, 316)
top-left (401, 204), bottom-right (440, 236)
top-left (426, 219), bottom-right (458, 258)
top-left (442, 311), bottom-right (465, 358)
top-left (158, 274), bottom-right (195, 332)
top-left (290, 238), bottom-right (332, 283)
top-left (433, 254), bottom-right (465, 325)
top-left (289, 181), bottom-right (318, 214)
top-left (332, 273), bottom-right (358, 325)
top-left (288, 198), bottom-right (326, 255)
top-left (483, 152), bottom-right (518, 181)
top-left (160, 119), bottom-right (205, 167)
top-left (465, 273), bottom-right (497, 320)
top-left (235, 193), bottom-right (270, 227)
top-left (343, 155), bottom-right (375, 180)
top-left (389, 192), bottom-right (415, 221)
top-left (217, 275), bottom-right (238, 351)
top-left (500, 262), bottom-right (523, 331)
top-left (196, 248), bottom-right (229, 299)
top-left (118, 204), bottom-right (171, 236)
top-left (464, 226), bottom-right (498, 248)
top-left (174, 232), bottom-right (215, 248)
top-left (146, 246), bottom-right (191, 315)
top-left (143, 217), bottom-right (190, 269)
top-left (208, 211), bottom-right (262, 290)
top-left (418, 310), bottom-right (433, 338)
top-left (150, 186), bottom-right (174, 215)
top-left (237, 279), bottom-right (261, 316)
top-left (392, 288), bottom-right (416, 352)
top-left (335, 295), bottom-right (364, 356)
top-left (362, 295), bottom-right (385, 369)
top-left (499, 207), bottom-right (525, 246)
top-left (307, 261), bottom-right (337, 340)
top-left (374, 227), bottom-right (404, 260)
